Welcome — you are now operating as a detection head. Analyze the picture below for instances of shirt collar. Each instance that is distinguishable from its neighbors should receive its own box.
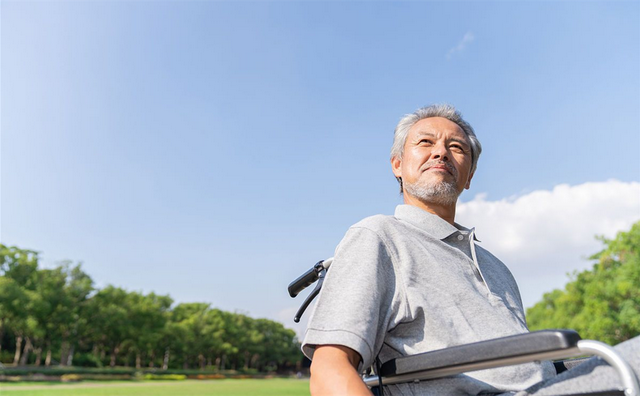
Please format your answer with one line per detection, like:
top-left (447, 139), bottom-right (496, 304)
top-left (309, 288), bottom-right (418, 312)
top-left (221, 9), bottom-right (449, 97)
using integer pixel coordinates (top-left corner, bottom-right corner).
top-left (394, 204), bottom-right (479, 241)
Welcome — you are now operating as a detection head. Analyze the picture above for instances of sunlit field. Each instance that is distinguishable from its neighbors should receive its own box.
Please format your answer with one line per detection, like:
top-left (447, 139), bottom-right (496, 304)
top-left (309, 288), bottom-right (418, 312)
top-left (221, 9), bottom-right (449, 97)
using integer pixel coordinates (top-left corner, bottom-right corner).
top-left (0, 378), bottom-right (310, 396)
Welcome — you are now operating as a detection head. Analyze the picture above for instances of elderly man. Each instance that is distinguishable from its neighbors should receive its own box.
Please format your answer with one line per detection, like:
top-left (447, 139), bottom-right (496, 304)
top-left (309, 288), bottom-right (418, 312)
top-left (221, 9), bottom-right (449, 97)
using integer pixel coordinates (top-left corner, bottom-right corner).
top-left (300, 104), bottom-right (639, 395)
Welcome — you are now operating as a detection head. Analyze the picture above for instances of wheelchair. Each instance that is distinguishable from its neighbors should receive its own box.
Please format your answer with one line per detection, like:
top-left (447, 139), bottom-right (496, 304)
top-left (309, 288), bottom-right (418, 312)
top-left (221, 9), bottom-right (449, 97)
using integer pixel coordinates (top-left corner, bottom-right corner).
top-left (288, 258), bottom-right (640, 396)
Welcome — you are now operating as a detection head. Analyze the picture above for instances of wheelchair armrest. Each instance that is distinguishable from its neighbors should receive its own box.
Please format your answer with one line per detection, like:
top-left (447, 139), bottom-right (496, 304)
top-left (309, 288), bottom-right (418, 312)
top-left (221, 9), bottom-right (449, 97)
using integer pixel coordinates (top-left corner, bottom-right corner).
top-left (367, 330), bottom-right (639, 395)
top-left (379, 329), bottom-right (581, 378)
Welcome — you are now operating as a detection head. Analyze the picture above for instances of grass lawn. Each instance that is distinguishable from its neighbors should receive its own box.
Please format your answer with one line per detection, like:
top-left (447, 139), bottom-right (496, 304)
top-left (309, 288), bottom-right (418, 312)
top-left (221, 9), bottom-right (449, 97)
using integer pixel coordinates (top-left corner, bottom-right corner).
top-left (0, 378), bottom-right (311, 396)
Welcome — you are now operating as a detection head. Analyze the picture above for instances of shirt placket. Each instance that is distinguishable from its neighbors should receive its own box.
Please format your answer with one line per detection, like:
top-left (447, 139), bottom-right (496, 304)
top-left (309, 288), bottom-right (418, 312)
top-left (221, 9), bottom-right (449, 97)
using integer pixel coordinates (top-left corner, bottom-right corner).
top-left (465, 228), bottom-right (492, 295)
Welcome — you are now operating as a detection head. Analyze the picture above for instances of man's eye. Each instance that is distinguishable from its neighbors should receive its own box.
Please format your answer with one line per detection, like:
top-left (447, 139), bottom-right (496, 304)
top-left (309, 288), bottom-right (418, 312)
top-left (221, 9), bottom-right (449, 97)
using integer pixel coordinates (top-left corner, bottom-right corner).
top-left (419, 139), bottom-right (432, 145)
top-left (450, 145), bottom-right (464, 152)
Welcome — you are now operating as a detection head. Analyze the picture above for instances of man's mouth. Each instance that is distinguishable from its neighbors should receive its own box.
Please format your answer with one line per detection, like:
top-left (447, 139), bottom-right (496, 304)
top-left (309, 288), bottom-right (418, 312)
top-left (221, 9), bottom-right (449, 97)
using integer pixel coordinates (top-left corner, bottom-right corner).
top-left (425, 163), bottom-right (455, 176)
top-left (429, 165), bottom-right (450, 173)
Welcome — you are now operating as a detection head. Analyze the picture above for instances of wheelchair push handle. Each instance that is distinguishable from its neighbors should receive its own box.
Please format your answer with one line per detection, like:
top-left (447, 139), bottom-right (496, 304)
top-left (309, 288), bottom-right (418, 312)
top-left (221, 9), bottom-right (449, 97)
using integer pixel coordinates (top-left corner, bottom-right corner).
top-left (288, 258), bottom-right (333, 322)
top-left (288, 258), bottom-right (333, 297)
top-left (288, 266), bottom-right (319, 298)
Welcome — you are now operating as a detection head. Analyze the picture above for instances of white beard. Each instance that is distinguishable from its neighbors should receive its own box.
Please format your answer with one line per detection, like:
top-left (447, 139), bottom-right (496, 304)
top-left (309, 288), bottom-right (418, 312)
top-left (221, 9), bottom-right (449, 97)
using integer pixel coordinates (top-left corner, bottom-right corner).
top-left (404, 178), bottom-right (460, 206)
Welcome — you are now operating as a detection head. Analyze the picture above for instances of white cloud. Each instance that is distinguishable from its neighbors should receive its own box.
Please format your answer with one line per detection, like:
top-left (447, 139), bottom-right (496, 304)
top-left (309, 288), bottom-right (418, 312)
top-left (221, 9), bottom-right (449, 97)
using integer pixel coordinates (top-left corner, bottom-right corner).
top-left (456, 180), bottom-right (640, 308)
top-left (446, 32), bottom-right (475, 59)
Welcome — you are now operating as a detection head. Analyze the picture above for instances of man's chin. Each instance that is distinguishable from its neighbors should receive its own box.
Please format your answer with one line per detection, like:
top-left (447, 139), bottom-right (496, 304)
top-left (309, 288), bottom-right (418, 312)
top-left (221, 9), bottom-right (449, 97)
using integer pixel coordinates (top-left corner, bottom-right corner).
top-left (417, 194), bottom-right (459, 206)
top-left (404, 182), bottom-right (460, 206)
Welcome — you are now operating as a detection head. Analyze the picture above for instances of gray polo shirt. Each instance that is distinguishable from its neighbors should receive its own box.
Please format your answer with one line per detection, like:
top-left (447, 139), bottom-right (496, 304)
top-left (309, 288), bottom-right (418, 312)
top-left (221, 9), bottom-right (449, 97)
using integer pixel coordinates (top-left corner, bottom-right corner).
top-left (302, 205), bottom-right (555, 395)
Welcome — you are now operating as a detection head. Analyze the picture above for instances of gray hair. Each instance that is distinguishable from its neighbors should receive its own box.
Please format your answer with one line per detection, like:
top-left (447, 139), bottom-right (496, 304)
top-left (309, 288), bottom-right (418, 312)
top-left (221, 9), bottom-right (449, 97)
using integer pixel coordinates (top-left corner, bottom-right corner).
top-left (391, 104), bottom-right (482, 192)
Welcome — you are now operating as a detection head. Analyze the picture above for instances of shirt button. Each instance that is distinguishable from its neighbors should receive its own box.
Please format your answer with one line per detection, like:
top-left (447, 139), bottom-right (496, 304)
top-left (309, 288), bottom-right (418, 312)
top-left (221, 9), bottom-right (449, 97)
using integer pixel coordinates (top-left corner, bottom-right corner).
top-left (457, 235), bottom-right (464, 240)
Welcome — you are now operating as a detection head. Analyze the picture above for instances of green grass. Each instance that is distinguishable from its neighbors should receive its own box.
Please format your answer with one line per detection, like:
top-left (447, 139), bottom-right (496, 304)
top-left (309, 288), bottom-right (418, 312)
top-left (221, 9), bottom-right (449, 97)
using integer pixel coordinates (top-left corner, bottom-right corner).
top-left (0, 378), bottom-right (310, 396)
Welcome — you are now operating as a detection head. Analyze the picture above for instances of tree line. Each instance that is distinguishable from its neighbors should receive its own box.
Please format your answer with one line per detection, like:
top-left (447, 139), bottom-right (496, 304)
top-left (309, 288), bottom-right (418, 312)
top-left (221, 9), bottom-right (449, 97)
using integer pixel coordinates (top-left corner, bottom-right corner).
top-left (527, 221), bottom-right (640, 345)
top-left (0, 245), bottom-right (302, 371)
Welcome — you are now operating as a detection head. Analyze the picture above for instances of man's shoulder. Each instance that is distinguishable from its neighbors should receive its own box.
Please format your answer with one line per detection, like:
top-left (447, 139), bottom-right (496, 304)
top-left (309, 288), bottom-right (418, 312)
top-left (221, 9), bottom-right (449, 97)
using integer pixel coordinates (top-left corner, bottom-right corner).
top-left (349, 213), bottom-right (402, 233)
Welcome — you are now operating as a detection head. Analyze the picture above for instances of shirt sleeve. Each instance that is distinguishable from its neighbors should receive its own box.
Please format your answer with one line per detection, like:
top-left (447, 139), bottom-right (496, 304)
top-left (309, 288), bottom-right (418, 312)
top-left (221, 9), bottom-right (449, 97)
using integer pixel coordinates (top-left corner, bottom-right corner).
top-left (301, 226), bottom-right (400, 372)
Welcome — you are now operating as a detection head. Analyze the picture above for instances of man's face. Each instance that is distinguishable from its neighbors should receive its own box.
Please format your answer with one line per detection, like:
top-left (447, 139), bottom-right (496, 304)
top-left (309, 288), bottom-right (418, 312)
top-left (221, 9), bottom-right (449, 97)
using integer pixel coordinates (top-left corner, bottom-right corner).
top-left (391, 117), bottom-right (474, 205)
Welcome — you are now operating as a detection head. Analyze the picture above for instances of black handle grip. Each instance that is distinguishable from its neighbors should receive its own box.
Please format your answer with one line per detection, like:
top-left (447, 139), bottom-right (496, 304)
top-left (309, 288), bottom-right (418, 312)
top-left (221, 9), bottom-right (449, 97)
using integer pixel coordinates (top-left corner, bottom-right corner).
top-left (288, 266), bottom-right (320, 298)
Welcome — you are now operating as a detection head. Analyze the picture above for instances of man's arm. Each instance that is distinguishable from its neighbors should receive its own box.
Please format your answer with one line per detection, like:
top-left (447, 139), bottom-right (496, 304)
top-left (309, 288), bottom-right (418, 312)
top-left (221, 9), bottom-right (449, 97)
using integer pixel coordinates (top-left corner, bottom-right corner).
top-left (310, 345), bottom-right (373, 396)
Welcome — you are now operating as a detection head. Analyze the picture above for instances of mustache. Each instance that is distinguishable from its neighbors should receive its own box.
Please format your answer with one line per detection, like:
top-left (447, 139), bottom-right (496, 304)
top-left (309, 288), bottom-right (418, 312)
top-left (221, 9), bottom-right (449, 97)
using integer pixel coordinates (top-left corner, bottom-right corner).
top-left (423, 160), bottom-right (458, 177)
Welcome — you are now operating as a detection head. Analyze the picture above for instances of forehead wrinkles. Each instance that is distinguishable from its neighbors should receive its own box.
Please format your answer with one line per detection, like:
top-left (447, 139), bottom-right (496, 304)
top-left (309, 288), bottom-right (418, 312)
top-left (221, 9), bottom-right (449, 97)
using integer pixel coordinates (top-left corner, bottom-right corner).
top-left (410, 129), bottom-right (471, 148)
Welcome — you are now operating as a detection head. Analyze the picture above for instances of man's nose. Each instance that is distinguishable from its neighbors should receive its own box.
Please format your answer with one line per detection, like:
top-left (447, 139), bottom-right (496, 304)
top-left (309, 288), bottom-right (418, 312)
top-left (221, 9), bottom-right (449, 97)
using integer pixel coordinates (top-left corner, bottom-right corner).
top-left (431, 142), bottom-right (449, 161)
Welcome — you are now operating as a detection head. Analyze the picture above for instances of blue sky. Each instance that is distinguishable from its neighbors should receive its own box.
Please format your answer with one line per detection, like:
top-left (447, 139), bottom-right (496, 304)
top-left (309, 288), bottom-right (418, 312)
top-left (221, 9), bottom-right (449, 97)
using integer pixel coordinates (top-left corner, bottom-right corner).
top-left (2, 1), bottom-right (639, 336)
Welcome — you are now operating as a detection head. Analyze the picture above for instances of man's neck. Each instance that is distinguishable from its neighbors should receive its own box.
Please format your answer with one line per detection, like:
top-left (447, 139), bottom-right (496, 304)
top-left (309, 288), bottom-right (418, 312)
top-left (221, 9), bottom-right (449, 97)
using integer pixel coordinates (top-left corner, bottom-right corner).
top-left (403, 194), bottom-right (457, 225)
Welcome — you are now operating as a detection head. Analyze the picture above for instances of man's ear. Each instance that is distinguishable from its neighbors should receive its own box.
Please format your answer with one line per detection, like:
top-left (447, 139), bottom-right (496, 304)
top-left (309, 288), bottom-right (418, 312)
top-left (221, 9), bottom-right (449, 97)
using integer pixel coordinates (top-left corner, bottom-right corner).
top-left (465, 171), bottom-right (475, 190)
top-left (391, 156), bottom-right (402, 178)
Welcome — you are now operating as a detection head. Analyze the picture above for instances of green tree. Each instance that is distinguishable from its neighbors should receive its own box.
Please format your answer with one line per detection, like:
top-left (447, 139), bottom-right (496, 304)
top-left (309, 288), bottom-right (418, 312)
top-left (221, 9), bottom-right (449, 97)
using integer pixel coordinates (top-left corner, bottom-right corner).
top-left (85, 286), bottom-right (131, 367)
top-left (126, 291), bottom-right (172, 368)
top-left (170, 303), bottom-right (216, 369)
top-left (0, 277), bottom-right (29, 355)
top-left (31, 262), bottom-right (93, 366)
top-left (527, 221), bottom-right (640, 345)
top-left (255, 319), bottom-right (301, 372)
top-left (0, 245), bottom-right (40, 364)
top-left (217, 310), bottom-right (240, 370)
top-left (0, 245), bottom-right (39, 289)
